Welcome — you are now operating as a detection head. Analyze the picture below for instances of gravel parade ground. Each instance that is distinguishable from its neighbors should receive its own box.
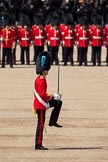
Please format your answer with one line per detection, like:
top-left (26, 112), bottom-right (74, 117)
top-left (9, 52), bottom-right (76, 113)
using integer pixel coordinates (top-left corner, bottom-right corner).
top-left (0, 46), bottom-right (108, 162)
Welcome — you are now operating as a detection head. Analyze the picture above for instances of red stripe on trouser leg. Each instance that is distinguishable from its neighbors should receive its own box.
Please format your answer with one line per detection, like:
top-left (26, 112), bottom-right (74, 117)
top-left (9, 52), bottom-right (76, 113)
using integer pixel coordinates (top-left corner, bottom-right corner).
top-left (37, 110), bottom-right (45, 145)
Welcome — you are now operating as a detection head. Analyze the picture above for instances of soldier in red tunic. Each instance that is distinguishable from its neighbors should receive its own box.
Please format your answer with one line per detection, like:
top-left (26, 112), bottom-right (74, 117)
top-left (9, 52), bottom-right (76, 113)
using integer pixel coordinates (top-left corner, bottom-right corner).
top-left (19, 24), bottom-right (31, 65)
top-left (62, 14), bottom-right (75, 66)
top-left (74, 22), bottom-right (81, 62)
top-left (49, 19), bottom-right (60, 65)
top-left (16, 24), bottom-right (23, 62)
top-left (11, 25), bottom-right (17, 64)
top-left (59, 23), bottom-right (66, 62)
top-left (1, 23), bottom-right (14, 68)
top-left (77, 18), bottom-right (89, 66)
top-left (31, 14), bottom-right (45, 64)
top-left (89, 22), bottom-right (96, 62)
top-left (90, 17), bottom-right (103, 66)
top-left (45, 19), bottom-right (52, 52)
top-left (31, 24), bottom-right (38, 62)
top-left (33, 51), bottom-right (62, 150)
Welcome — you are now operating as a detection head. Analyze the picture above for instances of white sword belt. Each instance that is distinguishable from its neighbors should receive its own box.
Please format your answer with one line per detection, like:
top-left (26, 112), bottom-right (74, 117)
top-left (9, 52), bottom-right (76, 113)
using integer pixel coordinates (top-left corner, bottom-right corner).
top-left (79, 37), bottom-right (88, 40)
top-left (50, 38), bottom-right (59, 40)
top-left (93, 36), bottom-right (102, 39)
top-left (35, 36), bottom-right (44, 39)
top-left (34, 89), bottom-right (49, 108)
top-left (21, 38), bottom-right (29, 40)
top-left (65, 37), bottom-right (73, 39)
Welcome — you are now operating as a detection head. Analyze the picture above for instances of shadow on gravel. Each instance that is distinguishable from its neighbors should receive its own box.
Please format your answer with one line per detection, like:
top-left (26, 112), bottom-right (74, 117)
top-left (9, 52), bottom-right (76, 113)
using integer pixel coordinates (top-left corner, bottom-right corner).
top-left (53, 147), bottom-right (103, 150)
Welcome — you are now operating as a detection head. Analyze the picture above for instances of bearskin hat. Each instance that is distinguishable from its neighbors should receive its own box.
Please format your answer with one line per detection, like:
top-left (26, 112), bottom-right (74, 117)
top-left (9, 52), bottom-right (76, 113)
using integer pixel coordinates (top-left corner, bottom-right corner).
top-left (63, 13), bottom-right (74, 26)
top-left (36, 51), bottom-right (51, 75)
top-left (94, 16), bottom-right (101, 25)
top-left (105, 14), bottom-right (108, 24)
top-left (33, 12), bottom-right (44, 26)
top-left (79, 16), bottom-right (88, 26)
top-left (19, 14), bottom-right (30, 27)
top-left (50, 12), bottom-right (60, 26)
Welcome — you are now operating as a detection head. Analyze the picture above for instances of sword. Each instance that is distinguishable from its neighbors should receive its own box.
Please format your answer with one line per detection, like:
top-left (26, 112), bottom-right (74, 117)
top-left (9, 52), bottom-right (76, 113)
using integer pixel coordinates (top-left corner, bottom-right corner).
top-left (57, 59), bottom-right (60, 94)
top-left (56, 59), bottom-right (63, 99)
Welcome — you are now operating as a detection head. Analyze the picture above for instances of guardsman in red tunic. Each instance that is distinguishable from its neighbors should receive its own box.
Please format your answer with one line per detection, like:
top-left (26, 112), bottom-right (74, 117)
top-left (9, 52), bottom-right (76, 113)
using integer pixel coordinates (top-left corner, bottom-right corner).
top-left (33, 51), bottom-right (62, 150)
top-left (16, 24), bottom-right (23, 43)
top-left (45, 23), bottom-right (52, 52)
top-left (49, 20), bottom-right (60, 65)
top-left (90, 18), bottom-right (103, 66)
top-left (77, 20), bottom-right (89, 66)
top-left (89, 23), bottom-right (96, 62)
top-left (31, 24), bottom-right (37, 41)
top-left (1, 24), bottom-right (13, 68)
top-left (11, 25), bottom-right (17, 64)
top-left (19, 25), bottom-right (31, 65)
top-left (32, 22), bottom-right (45, 64)
top-left (103, 23), bottom-right (108, 65)
top-left (59, 23), bottom-right (66, 62)
top-left (63, 21), bottom-right (75, 66)
top-left (74, 23), bottom-right (81, 43)
top-left (31, 24), bottom-right (37, 62)
top-left (74, 23), bottom-right (81, 62)
top-left (16, 24), bottom-right (23, 62)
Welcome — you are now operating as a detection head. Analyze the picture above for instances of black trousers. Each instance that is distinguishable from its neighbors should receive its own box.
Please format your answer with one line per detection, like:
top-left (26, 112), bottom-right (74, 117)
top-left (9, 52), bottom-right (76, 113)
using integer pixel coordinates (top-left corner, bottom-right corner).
top-left (64, 46), bottom-right (74, 65)
top-left (77, 47), bottom-right (80, 62)
top-left (12, 47), bottom-right (16, 64)
top-left (50, 46), bottom-right (59, 65)
top-left (34, 46), bottom-right (44, 63)
top-left (2, 48), bottom-right (13, 68)
top-left (78, 47), bottom-right (88, 66)
top-left (35, 99), bottom-right (62, 146)
top-left (92, 46), bottom-right (102, 66)
top-left (21, 47), bottom-right (30, 64)
top-left (61, 46), bottom-right (65, 62)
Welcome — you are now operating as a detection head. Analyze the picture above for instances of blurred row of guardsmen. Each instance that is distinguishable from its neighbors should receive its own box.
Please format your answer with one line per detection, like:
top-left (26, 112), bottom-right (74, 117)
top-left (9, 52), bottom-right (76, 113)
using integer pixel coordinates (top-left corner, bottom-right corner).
top-left (0, 13), bottom-right (108, 68)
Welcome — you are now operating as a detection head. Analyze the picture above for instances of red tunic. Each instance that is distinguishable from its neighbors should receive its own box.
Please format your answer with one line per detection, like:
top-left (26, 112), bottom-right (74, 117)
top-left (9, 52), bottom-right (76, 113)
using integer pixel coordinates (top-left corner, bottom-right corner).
top-left (34, 75), bottom-right (51, 110)
top-left (45, 24), bottom-right (52, 44)
top-left (16, 26), bottom-right (23, 42)
top-left (77, 27), bottom-right (89, 47)
top-left (19, 28), bottom-right (31, 47)
top-left (31, 25), bottom-right (37, 41)
top-left (89, 24), bottom-right (96, 42)
top-left (74, 24), bottom-right (81, 41)
top-left (91, 26), bottom-right (103, 47)
top-left (49, 27), bottom-right (60, 46)
top-left (59, 23), bottom-right (66, 42)
top-left (11, 27), bottom-right (17, 44)
top-left (33, 26), bottom-right (45, 46)
top-left (63, 27), bottom-right (74, 47)
top-left (103, 25), bottom-right (108, 46)
top-left (1, 27), bottom-right (13, 48)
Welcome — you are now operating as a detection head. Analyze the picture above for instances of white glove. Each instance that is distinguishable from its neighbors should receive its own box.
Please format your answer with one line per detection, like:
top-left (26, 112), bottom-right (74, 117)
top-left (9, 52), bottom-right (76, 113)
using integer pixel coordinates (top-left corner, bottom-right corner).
top-left (53, 93), bottom-right (61, 100)
top-left (48, 41), bottom-right (50, 45)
